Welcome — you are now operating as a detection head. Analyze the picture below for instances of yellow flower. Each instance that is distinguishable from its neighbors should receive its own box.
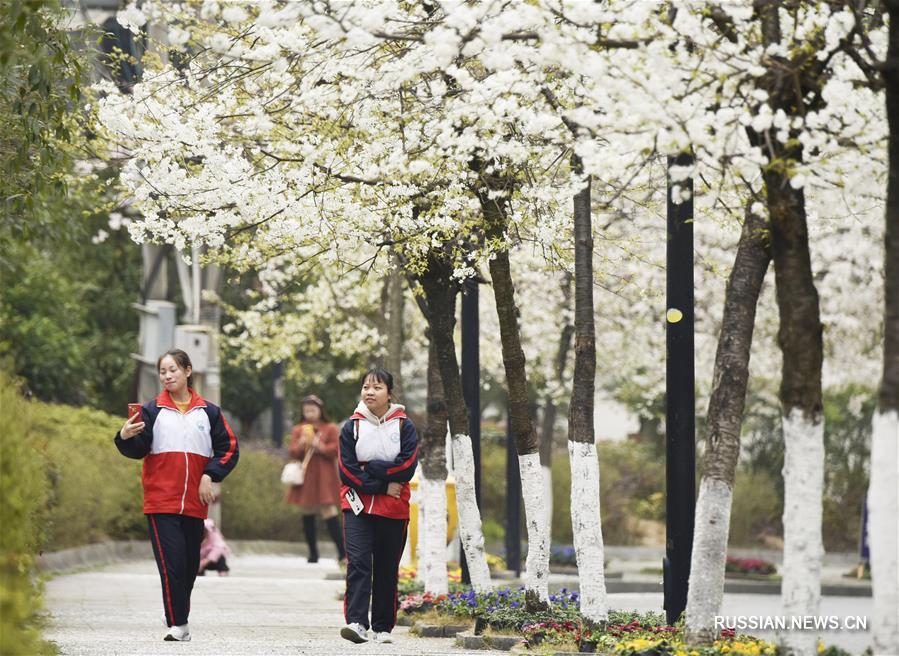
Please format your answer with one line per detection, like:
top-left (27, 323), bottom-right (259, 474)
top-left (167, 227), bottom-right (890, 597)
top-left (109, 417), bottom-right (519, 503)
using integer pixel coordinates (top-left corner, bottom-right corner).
top-left (615, 638), bottom-right (660, 652)
top-left (818, 639), bottom-right (825, 653)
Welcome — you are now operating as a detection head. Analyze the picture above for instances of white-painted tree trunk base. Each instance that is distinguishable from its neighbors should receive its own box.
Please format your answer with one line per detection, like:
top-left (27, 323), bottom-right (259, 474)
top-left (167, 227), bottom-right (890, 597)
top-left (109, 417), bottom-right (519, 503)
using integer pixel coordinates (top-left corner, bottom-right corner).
top-left (519, 453), bottom-right (550, 601)
top-left (567, 441), bottom-right (608, 622)
top-left (451, 434), bottom-right (492, 592)
top-left (685, 477), bottom-right (733, 641)
top-left (780, 409), bottom-right (824, 655)
top-left (419, 474), bottom-right (449, 595)
top-left (542, 465), bottom-right (553, 542)
top-left (868, 410), bottom-right (898, 655)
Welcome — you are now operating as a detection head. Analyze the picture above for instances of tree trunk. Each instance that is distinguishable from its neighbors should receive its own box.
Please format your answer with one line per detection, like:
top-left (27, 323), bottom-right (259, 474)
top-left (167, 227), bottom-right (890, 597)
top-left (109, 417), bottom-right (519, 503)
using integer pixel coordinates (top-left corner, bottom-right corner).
top-left (870, 5), bottom-right (899, 651)
top-left (385, 258), bottom-right (405, 400)
top-left (417, 253), bottom-right (492, 592)
top-left (766, 143), bottom-right (825, 656)
top-left (476, 177), bottom-right (549, 601)
top-left (539, 272), bottom-right (574, 537)
top-left (419, 336), bottom-right (449, 595)
top-left (567, 163), bottom-right (608, 622)
top-left (748, 7), bottom-right (826, 652)
top-left (685, 207), bottom-right (771, 643)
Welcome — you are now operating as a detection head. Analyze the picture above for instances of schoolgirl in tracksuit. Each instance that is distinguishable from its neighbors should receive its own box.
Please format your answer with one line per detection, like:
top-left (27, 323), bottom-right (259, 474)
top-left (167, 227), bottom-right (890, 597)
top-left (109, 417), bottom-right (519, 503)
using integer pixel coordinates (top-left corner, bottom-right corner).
top-left (338, 367), bottom-right (419, 645)
top-left (115, 349), bottom-right (239, 642)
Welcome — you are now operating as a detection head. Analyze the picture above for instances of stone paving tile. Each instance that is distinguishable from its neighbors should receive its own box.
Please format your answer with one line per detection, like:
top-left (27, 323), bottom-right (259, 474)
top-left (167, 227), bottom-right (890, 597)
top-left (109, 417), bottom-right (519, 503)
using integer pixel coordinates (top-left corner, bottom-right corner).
top-left (45, 554), bottom-right (504, 656)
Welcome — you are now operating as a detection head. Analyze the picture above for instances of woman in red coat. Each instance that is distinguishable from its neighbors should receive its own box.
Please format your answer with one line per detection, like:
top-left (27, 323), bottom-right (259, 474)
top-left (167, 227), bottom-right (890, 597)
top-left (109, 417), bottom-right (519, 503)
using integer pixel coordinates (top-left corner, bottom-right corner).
top-left (286, 394), bottom-right (345, 563)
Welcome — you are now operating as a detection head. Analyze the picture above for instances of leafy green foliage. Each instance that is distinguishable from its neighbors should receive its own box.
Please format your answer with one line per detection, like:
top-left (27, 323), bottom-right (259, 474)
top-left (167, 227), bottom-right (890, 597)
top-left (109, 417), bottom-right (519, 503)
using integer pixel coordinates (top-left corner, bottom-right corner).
top-left (740, 384), bottom-right (875, 550)
top-left (0, 223), bottom-right (140, 413)
top-left (0, 370), bottom-right (55, 655)
top-left (218, 272), bottom-right (372, 437)
top-left (219, 444), bottom-right (303, 541)
top-left (728, 469), bottom-right (782, 547)
top-left (37, 400), bottom-right (145, 549)
top-left (0, 0), bottom-right (138, 415)
top-left (0, 0), bottom-right (85, 250)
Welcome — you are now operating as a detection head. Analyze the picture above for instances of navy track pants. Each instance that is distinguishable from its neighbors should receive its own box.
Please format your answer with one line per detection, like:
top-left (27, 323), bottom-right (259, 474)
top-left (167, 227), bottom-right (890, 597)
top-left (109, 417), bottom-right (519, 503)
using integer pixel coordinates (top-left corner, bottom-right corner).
top-left (147, 513), bottom-right (204, 627)
top-left (343, 511), bottom-right (408, 632)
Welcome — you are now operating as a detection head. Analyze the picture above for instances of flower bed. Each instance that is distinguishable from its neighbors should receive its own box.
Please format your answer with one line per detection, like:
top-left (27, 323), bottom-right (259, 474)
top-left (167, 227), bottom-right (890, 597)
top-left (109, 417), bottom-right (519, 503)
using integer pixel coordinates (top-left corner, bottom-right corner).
top-left (397, 565), bottom-right (466, 602)
top-left (551, 545), bottom-right (578, 567)
top-left (399, 582), bottom-right (852, 655)
top-left (725, 556), bottom-right (777, 576)
top-left (437, 587), bottom-right (582, 631)
top-left (400, 592), bottom-right (449, 614)
top-left (520, 617), bottom-right (776, 655)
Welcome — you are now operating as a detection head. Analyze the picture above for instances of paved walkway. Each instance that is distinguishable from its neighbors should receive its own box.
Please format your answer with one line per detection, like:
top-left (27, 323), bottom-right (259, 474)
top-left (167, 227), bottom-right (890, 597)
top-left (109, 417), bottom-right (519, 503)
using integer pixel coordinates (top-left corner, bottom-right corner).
top-left (44, 554), bottom-right (503, 656)
top-left (45, 554), bottom-right (875, 655)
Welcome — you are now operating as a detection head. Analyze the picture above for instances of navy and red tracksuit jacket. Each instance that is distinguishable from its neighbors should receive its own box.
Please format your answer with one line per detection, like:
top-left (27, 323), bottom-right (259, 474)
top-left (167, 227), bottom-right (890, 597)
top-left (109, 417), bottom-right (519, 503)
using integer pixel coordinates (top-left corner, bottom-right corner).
top-left (115, 389), bottom-right (239, 519)
top-left (338, 406), bottom-right (419, 519)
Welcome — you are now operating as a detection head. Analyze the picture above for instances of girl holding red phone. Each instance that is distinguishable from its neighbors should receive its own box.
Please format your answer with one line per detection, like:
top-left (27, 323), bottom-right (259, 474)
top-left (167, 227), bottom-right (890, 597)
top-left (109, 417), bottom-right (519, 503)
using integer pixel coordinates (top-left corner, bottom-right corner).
top-left (116, 349), bottom-right (239, 642)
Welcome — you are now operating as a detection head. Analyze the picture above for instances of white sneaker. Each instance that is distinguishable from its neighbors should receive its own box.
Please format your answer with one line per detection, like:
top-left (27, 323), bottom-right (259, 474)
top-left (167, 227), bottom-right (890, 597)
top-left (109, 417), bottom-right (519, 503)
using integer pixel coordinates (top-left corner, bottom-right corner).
top-left (372, 632), bottom-right (393, 644)
top-left (164, 624), bottom-right (191, 641)
top-left (340, 623), bottom-right (369, 643)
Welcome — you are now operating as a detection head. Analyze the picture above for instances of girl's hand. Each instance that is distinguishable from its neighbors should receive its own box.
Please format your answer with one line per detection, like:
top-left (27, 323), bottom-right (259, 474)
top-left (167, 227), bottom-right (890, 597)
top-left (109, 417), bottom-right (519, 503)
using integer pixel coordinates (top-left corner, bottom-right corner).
top-left (120, 413), bottom-right (145, 439)
top-left (199, 474), bottom-right (215, 505)
top-left (387, 482), bottom-right (403, 498)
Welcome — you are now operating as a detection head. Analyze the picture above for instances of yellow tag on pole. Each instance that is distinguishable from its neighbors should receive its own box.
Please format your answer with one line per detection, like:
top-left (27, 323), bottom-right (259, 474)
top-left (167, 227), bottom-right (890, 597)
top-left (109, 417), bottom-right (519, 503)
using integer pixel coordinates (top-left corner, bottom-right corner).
top-left (666, 308), bottom-right (683, 323)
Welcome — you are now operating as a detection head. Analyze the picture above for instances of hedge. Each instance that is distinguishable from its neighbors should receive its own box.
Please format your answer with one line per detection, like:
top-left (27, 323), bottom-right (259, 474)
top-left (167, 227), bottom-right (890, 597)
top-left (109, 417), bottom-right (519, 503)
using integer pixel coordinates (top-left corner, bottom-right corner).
top-left (1, 373), bottom-right (55, 655)
top-left (219, 443), bottom-right (304, 541)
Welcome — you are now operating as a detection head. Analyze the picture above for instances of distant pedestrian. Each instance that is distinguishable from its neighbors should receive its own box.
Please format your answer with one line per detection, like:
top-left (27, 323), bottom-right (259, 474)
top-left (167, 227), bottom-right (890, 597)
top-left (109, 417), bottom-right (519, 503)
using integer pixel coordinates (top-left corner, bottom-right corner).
top-left (286, 394), bottom-right (345, 564)
top-left (338, 368), bottom-right (418, 645)
top-left (198, 518), bottom-right (231, 576)
top-left (115, 349), bottom-right (239, 642)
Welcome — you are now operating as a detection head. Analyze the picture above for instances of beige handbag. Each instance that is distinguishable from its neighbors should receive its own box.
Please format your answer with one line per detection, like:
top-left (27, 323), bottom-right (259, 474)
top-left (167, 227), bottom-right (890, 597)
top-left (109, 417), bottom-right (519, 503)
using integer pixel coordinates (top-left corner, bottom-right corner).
top-left (280, 434), bottom-right (316, 486)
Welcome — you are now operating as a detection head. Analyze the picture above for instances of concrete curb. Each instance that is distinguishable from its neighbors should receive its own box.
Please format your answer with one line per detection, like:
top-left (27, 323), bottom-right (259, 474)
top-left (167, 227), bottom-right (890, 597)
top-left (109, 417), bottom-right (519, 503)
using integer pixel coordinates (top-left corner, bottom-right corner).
top-left (456, 631), bottom-right (523, 651)
top-left (35, 541), bottom-right (872, 597)
top-left (543, 578), bottom-right (872, 597)
top-left (412, 622), bottom-right (472, 638)
top-left (37, 540), bottom-right (153, 574)
top-left (36, 539), bottom-right (318, 575)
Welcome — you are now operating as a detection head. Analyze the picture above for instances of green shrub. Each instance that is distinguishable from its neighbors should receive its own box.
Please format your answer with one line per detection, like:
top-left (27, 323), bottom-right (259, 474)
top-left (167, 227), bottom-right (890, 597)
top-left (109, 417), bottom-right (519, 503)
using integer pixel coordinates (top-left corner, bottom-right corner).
top-left (481, 518), bottom-right (505, 544)
top-left (728, 469), bottom-right (781, 547)
top-left (38, 404), bottom-right (144, 549)
top-left (0, 372), bottom-right (55, 655)
top-left (482, 439), bottom-right (667, 547)
top-left (220, 442), bottom-right (303, 541)
top-left (550, 451), bottom-right (572, 544)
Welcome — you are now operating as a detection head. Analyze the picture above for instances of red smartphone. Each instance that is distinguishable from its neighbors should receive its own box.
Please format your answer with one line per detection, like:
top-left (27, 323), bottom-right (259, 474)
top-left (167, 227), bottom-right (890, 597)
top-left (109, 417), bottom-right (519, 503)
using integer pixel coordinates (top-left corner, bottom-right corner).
top-left (128, 403), bottom-right (142, 421)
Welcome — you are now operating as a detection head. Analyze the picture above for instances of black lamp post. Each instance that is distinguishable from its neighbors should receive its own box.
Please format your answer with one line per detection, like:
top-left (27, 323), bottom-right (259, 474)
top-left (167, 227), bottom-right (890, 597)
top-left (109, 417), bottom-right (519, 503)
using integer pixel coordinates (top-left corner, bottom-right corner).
top-left (272, 361), bottom-right (284, 448)
top-left (663, 152), bottom-right (696, 625)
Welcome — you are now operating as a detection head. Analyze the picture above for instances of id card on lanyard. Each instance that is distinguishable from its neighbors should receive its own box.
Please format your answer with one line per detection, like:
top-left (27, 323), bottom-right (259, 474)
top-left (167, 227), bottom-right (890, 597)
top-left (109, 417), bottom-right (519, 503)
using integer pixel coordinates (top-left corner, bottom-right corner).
top-left (345, 488), bottom-right (364, 515)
